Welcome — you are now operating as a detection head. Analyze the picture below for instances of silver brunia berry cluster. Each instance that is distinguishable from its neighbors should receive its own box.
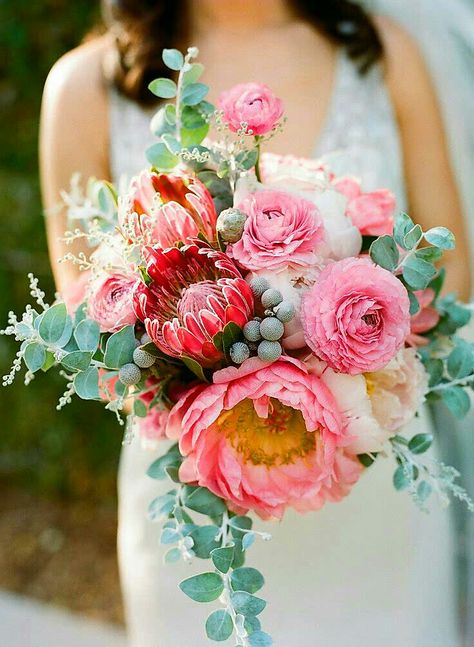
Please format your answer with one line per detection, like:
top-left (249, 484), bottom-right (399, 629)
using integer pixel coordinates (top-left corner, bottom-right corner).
top-left (230, 277), bottom-right (295, 364)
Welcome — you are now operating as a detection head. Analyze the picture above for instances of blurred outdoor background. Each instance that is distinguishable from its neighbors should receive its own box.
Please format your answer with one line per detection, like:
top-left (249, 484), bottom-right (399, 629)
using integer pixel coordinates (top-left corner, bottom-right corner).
top-left (0, 0), bottom-right (124, 629)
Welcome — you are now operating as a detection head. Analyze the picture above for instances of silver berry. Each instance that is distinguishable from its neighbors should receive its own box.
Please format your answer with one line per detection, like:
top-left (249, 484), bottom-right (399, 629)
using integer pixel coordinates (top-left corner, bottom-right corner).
top-left (257, 340), bottom-right (282, 362)
top-left (216, 208), bottom-right (247, 243)
top-left (133, 347), bottom-right (156, 368)
top-left (261, 288), bottom-right (283, 309)
top-left (249, 277), bottom-right (270, 298)
top-left (274, 301), bottom-right (296, 323)
top-left (243, 320), bottom-right (262, 342)
top-left (260, 317), bottom-right (284, 341)
top-left (230, 342), bottom-right (250, 364)
top-left (119, 363), bottom-right (142, 385)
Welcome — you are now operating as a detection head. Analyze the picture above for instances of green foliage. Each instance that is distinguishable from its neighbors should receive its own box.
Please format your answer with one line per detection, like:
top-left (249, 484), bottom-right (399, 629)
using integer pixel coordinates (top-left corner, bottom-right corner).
top-left (179, 572), bottom-right (224, 603)
top-left (369, 235), bottom-right (399, 271)
top-left (162, 48), bottom-right (184, 71)
top-left (148, 78), bottom-right (177, 99)
top-left (206, 609), bottom-right (234, 641)
top-left (103, 325), bottom-right (136, 369)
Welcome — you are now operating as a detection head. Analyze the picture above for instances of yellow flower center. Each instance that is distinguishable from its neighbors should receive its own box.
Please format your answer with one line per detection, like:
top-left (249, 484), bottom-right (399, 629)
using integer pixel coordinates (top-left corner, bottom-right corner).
top-left (215, 399), bottom-right (316, 467)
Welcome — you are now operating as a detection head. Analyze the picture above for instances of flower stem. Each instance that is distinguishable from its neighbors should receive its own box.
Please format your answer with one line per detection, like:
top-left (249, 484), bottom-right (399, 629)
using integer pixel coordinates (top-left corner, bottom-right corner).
top-left (254, 136), bottom-right (262, 182)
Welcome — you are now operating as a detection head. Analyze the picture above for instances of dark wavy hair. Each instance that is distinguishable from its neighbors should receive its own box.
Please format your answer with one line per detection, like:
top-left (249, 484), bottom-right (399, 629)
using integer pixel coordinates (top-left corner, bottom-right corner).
top-left (102, 0), bottom-right (383, 105)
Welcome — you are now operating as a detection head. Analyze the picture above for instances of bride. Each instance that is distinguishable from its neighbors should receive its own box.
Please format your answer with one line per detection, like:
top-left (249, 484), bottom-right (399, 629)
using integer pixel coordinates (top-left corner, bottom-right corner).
top-left (39, 1), bottom-right (471, 645)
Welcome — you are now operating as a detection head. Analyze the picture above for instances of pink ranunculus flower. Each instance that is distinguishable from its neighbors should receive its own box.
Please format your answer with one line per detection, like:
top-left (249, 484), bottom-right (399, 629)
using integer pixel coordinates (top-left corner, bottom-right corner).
top-left (407, 288), bottom-right (440, 347)
top-left (366, 348), bottom-right (429, 433)
top-left (333, 176), bottom-right (395, 236)
top-left (166, 356), bottom-right (361, 519)
top-left (301, 257), bottom-right (411, 375)
top-left (257, 155), bottom-right (362, 261)
top-left (87, 272), bottom-right (137, 333)
top-left (218, 83), bottom-right (284, 136)
top-left (229, 189), bottom-right (325, 272)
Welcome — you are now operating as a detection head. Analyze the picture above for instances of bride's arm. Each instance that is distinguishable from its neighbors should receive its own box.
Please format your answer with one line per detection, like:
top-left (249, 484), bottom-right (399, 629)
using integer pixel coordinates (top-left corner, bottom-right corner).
top-left (39, 35), bottom-right (111, 293)
top-left (377, 17), bottom-right (471, 301)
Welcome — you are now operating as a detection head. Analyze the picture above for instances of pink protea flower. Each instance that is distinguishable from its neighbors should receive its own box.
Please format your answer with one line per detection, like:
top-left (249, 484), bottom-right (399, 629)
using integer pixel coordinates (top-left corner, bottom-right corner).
top-left (333, 176), bottom-right (395, 236)
top-left (407, 288), bottom-right (440, 347)
top-left (218, 83), bottom-right (284, 136)
top-left (301, 257), bottom-right (410, 375)
top-left (88, 272), bottom-right (137, 333)
top-left (133, 245), bottom-right (254, 366)
top-left (121, 170), bottom-right (217, 246)
top-left (166, 356), bottom-right (362, 519)
top-left (229, 189), bottom-right (325, 271)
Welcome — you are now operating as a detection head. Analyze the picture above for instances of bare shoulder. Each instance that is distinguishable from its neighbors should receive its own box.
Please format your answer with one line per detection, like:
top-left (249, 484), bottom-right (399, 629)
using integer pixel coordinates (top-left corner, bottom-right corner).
top-left (373, 16), bottom-right (431, 101)
top-left (43, 34), bottom-right (112, 106)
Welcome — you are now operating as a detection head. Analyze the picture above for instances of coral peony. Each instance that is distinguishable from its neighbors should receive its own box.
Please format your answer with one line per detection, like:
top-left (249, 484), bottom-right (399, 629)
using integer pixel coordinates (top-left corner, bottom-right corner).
top-left (366, 348), bottom-right (429, 433)
top-left (218, 83), bottom-right (284, 136)
top-left (120, 170), bottom-right (217, 246)
top-left (87, 272), bottom-right (137, 333)
top-left (230, 189), bottom-right (325, 271)
top-left (301, 257), bottom-right (410, 375)
top-left (166, 356), bottom-right (362, 519)
top-left (133, 245), bottom-right (254, 366)
top-left (333, 176), bottom-right (395, 237)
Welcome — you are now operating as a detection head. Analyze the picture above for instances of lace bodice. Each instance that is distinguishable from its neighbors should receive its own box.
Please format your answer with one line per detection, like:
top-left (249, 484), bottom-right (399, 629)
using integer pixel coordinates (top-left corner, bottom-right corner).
top-left (109, 50), bottom-right (406, 208)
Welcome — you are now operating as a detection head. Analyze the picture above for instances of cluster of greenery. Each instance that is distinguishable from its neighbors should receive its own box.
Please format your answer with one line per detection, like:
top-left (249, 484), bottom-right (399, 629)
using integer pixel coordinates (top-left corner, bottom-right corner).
top-left (0, 1), bottom-right (122, 500)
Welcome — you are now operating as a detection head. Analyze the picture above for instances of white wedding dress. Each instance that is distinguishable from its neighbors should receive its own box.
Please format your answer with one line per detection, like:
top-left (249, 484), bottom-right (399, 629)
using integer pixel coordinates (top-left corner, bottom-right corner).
top-left (110, 50), bottom-right (460, 647)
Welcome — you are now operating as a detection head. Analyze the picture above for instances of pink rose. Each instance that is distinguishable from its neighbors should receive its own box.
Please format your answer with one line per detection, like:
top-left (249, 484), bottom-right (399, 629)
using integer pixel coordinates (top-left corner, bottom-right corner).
top-left (166, 356), bottom-right (361, 519)
top-left (229, 190), bottom-right (324, 271)
top-left (88, 272), bottom-right (137, 333)
top-left (333, 177), bottom-right (395, 236)
top-left (218, 83), bottom-right (284, 136)
top-left (407, 288), bottom-right (440, 347)
top-left (301, 257), bottom-right (410, 375)
top-left (366, 348), bottom-right (428, 432)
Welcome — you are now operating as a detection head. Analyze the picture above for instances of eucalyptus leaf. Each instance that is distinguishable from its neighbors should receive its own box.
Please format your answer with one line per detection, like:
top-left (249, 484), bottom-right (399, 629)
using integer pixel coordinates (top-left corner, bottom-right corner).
top-left (393, 212), bottom-right (415, 249)
top-left (183, 63), bottom-right (204, 86)
top-left (133, 398), bottom-right (148, 418)
top-left (182, 356), bottom-right (208, 381)
top-left (41, 350), bottom-right (56, 372)
top-left (162, 133), bottom-right (181, 154)
top-left (393, 464), bottom-right (412, 491)
top-left (408, 433), bottom-right (433, 455)
top-left (181, 123), bottom-right (209, 148)
top-left (369, 235), bottom-right (399, 271)
top-left (441, 386), bottom-right (471, 418)
top-left (231, 567), bottom-right (264, 594)
top-left (60, 350), bottom-right (93, 372)
top-left (148, 77), bottom-right (177, 99)
top-left (74, 319), bottom-right (100, 352)
top-left (206, 609), bottom-right (233, 642)
top-left (182, 82), bottom-right (209, 106)
top-left (408, 291), bottom-right (420, 316)
top-left (402, 256), bottom-right (437, 290)
top-left (147, 451), bottom-right (182, 480)
top-left (162, 48), bottom-right (184, 71)
top-left (104, 325), bottom-right (136, 369)
top-left (150, 106), bottom-right (176, 137)
top-left (148, 493), bottom-right (176, 522)
top-left (424, 227), bottom-right (455, 250)
top-left (164, 547), bottom-right (181, 564)
top-left (211, 545), bottom-right (235, 574)
top-left (146, 142), bottom-right (179, 171)
top-left (73, 366), bottom-right (100, 400)
top-left (230, 516), bottom-right (253, 538)
top-left (24, 342), bottom-right (46, 373)
top-left (415, 247), bottom-right (443, 263)
top-left (38, 303), bottom-right (73, 348)
top-left (179, 572), bottom-right (224, 603)
top-left (230, 591), bottom-right (266, 617)
top-left (424, 358), bottom-right (444, 387)
top-left (161, 528), bottom-right (181, 545)
top-left (244, 616), bottom-right (261, 635)
top-left (403, 224), bottom-right (423, 250)
top-left (417, 480), bottom-right (433, 504)
top-left (189, 525), bottom-right (221, 559)
top-left (242, 532), bottom-right (256, 551)
top-left (447, 341), bottom-right (474, 379)
top-left (183, 486), bottom-right (227, 516)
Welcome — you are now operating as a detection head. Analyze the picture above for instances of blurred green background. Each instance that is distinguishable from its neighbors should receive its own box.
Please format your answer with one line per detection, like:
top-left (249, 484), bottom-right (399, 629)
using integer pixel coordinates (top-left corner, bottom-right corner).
top-left (0, 0), bottom-right (122, 502)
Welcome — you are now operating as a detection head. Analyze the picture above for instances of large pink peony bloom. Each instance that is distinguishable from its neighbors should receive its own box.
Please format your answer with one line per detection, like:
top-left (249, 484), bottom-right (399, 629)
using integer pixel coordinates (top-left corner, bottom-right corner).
top-left (229, 190), bottom-right (325, 271)
top-left (133, 245), bottom-right (254, 366)
top-left (120, 170), bottom-right (217, 246)
top-left (366, 348), bottom-right (428, 433)
top-left (333, 176), bottom-right (395, 237)
top-left (301, 257), bottom-right (410, 375)
top-left (218, 83), bottom-right (284, 136)
top-left (166, 356), bottom-right (362, 519)
top-left (87, 272), bottom-right (137, 333)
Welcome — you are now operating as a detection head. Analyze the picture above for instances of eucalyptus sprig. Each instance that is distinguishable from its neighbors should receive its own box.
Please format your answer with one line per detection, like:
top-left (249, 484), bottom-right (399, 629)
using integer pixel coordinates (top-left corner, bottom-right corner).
top-left (147, 444), bottom-right (273, 646)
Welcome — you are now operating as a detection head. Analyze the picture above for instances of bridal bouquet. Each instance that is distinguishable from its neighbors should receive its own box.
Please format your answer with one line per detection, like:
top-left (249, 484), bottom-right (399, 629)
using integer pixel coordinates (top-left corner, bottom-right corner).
top-left (3, 47), bottom-right (474, 645)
